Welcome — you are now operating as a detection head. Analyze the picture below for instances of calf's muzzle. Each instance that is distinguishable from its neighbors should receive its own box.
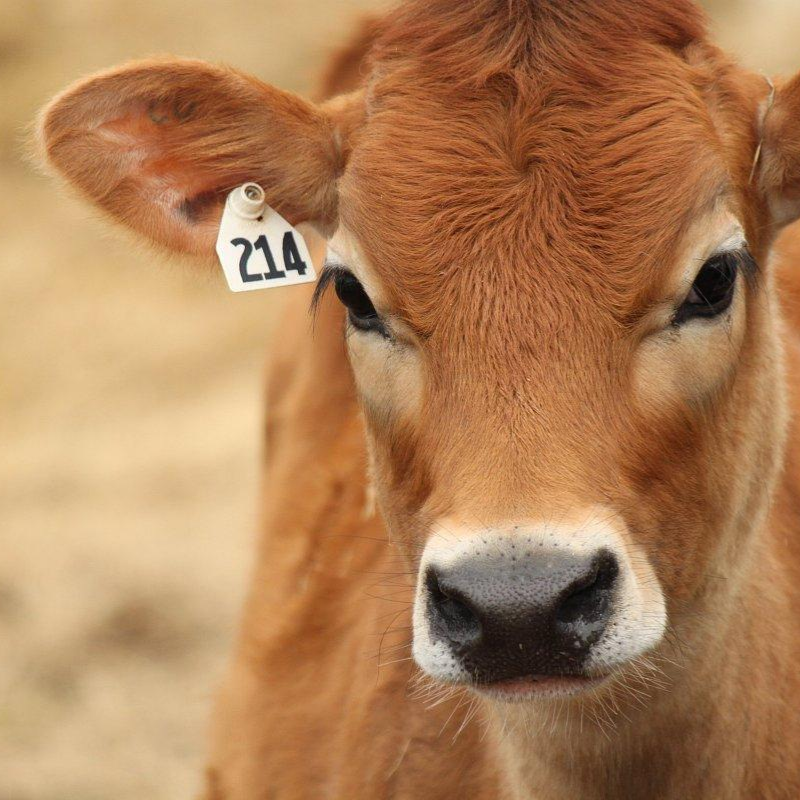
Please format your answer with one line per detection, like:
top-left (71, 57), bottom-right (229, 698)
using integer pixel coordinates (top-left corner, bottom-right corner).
top-left (424, 548), bottom-right (619, 683)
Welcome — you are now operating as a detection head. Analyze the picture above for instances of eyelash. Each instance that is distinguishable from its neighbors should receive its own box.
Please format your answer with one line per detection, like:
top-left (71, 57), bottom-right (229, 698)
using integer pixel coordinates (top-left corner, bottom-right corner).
top-left (310, 264), bottom-right (389, 338)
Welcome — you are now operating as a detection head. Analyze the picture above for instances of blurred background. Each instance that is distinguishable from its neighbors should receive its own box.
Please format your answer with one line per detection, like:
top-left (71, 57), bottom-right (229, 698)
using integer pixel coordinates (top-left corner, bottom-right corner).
top-left (0, 0), bottom-right (799, 798)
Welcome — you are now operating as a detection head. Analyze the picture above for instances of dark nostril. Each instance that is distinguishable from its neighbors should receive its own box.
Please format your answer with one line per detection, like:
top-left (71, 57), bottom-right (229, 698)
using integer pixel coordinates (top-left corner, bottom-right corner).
top-left (554, 550), bottom-right (619, 629)
top-left (425, 568), bottom-right (482, 647)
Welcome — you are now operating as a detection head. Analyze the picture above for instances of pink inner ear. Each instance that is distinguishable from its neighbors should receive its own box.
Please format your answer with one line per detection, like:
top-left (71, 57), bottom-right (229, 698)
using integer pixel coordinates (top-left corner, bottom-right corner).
top-left (91, 101), bottom-right (232, 253)
top-left (97, 101), bottom-right (219, 202)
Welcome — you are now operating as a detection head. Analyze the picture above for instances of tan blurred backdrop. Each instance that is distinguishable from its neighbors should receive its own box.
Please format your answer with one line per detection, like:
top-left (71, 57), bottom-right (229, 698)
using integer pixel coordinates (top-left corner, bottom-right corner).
top-left (1, 1), bottom-right (799, 798)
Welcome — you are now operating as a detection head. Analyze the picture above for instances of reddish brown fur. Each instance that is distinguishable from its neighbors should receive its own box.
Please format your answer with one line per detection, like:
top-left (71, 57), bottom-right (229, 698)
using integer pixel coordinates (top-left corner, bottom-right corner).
top-left (36, 1), bottom-right (800, 798)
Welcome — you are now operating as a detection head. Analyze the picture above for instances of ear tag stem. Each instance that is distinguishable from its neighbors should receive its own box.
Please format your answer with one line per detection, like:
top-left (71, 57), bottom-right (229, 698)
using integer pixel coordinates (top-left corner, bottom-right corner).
top-left (215, 182), bottom-right (316, 292)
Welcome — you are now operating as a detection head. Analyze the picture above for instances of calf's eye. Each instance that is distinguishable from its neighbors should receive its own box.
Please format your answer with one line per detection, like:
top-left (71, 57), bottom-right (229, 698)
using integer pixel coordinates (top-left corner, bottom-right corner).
top-left (674, 251), bottom-right (740, 325)
top-left (333, 271), bottom-right (387, 335)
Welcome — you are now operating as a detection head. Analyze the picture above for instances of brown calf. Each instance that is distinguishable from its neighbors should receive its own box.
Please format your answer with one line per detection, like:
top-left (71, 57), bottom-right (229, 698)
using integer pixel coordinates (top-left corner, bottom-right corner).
top-left (38, 1), bottom-right (800, 798)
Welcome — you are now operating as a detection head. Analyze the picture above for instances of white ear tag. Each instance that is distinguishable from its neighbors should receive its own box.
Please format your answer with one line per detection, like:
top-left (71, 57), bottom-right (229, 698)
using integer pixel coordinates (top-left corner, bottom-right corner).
top-left (215, 183), bottom-right (316, 292)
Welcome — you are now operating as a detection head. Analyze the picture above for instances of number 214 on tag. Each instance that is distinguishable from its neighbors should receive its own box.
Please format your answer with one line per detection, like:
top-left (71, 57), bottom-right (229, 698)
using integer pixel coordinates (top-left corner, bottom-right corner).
top-left (215, 186), bottom-right (316, 293)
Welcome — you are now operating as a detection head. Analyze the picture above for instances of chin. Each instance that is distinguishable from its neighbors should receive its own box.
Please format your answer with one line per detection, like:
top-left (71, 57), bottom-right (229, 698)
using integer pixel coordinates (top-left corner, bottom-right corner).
top-left (471, 672), bottom-right (613, 702)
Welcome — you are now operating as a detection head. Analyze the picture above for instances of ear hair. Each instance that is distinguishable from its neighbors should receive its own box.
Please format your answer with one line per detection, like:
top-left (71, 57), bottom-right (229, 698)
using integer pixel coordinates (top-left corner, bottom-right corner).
top-left (759, 71), bottom-right (800, 227)
top-left (749, 76), bottom-right (776, 184)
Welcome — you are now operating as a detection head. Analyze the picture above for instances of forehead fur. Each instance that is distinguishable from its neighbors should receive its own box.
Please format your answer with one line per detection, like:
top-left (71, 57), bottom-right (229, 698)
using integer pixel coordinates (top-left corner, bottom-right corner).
top-left (340, 0), bottom-right (738, 340)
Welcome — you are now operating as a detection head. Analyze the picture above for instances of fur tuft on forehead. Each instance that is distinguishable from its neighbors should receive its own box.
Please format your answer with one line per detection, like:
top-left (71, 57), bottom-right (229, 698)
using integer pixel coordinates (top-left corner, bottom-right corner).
top-left (337, 0), bottom-right (749, 341)
top-left (368, 0), bottom-right (707, 91)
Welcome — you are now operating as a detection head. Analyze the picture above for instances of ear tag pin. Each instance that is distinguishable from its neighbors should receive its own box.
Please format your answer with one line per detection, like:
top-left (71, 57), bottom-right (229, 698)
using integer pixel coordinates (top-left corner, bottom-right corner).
top-left (215, 182), bottom-right (316, 292)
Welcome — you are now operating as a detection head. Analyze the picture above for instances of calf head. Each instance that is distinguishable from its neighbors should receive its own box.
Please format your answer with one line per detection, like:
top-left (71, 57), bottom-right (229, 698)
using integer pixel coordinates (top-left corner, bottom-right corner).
top-left (38, 0), bottom-right (800, 701)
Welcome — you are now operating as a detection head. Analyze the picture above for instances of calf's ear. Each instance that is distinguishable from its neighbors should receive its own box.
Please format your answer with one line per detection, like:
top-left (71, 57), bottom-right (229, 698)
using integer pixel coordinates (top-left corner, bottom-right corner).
top-left (760, 73), bottom-right (800, 227)
top-left (37, 58), bottom-right (355, 257)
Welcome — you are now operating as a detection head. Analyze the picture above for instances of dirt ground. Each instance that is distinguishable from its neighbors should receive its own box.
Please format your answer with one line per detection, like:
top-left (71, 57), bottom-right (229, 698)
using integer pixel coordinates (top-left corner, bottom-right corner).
top-left (1, 1), bottom-right (799, 798)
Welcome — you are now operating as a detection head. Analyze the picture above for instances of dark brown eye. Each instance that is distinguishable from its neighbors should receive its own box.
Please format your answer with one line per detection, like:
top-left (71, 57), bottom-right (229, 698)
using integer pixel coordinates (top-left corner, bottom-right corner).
top-left (333, 271), bottom-right (386, 335)
top-left (673, 251), bottom-right (739, 325)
